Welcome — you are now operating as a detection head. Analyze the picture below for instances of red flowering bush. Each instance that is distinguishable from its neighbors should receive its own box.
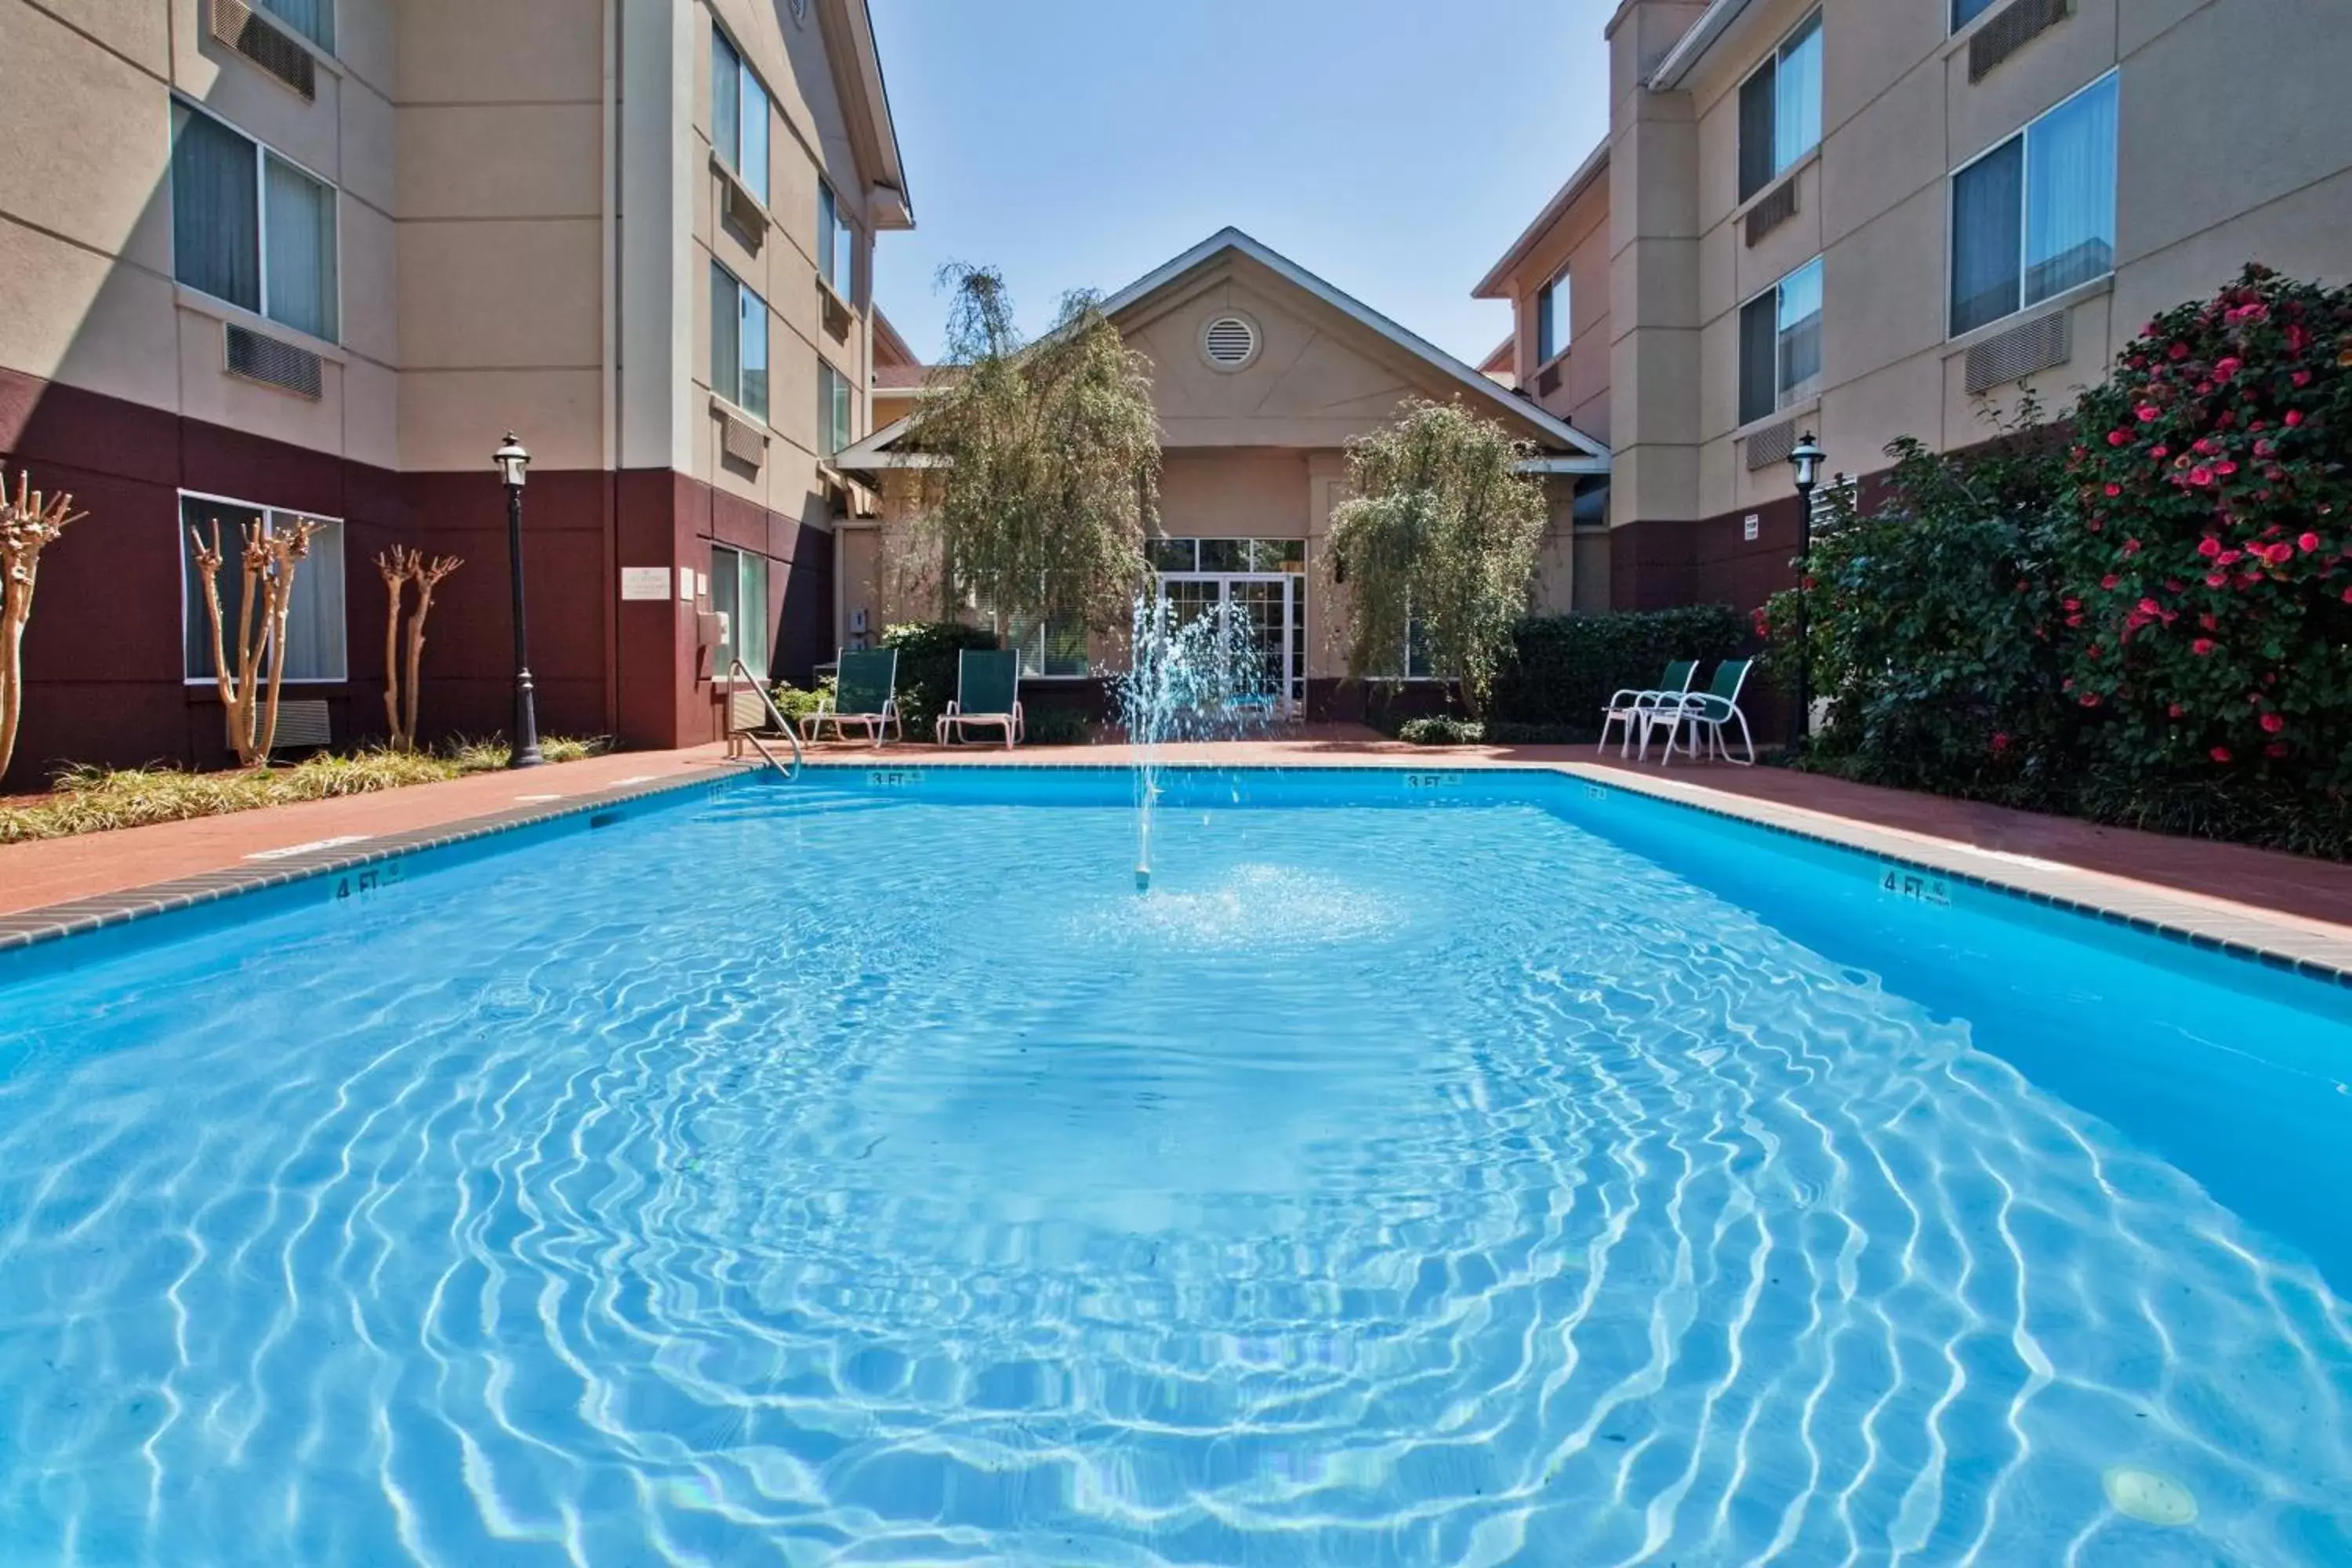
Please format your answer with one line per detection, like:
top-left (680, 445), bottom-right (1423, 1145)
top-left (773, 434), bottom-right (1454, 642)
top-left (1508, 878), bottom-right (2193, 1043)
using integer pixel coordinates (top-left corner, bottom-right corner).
top-left (2063, 266), bottom-right (2352, 792)
top-left (1763, 267), bottom-right (2352, 856)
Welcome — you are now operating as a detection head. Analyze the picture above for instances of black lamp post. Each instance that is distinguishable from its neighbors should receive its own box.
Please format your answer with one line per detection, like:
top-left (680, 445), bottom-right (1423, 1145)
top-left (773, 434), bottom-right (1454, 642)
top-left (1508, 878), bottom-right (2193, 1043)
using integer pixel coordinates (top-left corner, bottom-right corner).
top-left (493, 431), bottom-right (544, 769)
top-left (1786, 431), bottom-right (1826, 744)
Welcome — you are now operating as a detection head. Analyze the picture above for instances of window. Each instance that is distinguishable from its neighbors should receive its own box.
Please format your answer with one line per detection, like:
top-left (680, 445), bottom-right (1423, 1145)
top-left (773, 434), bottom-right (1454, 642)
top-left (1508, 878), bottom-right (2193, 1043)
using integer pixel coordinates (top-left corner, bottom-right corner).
top-left (1537, 270), bottom-right (1570, 363)
top-left (171, 103), bottom-right (338, 342)
top-left (1147, 538), bottom-right (1305, 575)
top-left (1007, 615), bottom-right (1090, 678)
top-left (1739, 256), bottom-right (1824, 426)
top-left (710, 263), bottom-right (769, 420)
top-left (259, 0), bottom-right (332, 51)
top-left (710, 546), bottom-right (771, 681)
top-left (1951, 0), bottom-right (2000, 31)
top-left (1950, 73), bottom-right (2118, 337)
top-left (818, 362), bottom-right (853, 456)
top-left (179, 495), bottom-right (347, 683)
top-left (712, 26), bottom-right (770, 205)
top-left (1737, 9), bottom-right (1823, 202)
top-left (818, 181), bottom-right (855, 301)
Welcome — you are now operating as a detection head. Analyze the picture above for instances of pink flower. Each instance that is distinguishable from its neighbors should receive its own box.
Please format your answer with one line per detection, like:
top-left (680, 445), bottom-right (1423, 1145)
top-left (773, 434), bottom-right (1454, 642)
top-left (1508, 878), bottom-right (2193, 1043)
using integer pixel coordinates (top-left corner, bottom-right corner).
top-left (2343, 586), bottom-right (2352, 604)
top-left (2285, 411), bottom-right (2304, 426)
top-left (2136, 405), bottom-right (2162, 422)
top-left (2300, 532), bottom-right (2322, 554)
top-left (2205, 572), bottom-right (2230, 588)
top-left (2261, 712), bottom-right (2285, 734)
top-left (2108, 430), bottom-right (2130, 447)
top-left (2198, 536), bottom-right (2222, 557)
top-left (2100, 575), bottom-right (2120, 590)
top-left (2122, 538), bottom-right (2143, 557)
top-left (2211, 746), bottom-right (2234, 764)
top-left (2267, 741), bottom-right (2292, 759)
top-left (2188, 466), bottom-right (2216, 487)
top-left (2169, 343), bottom-right (2191, 361)
top-left (2292, 369), bottom-right (2314, 387)
top-left (2193, 638), bottom-right (2217, 655)
top-left (2168, 703), bottom-right (2185, 719)
top-left (2154, 445), bottom-right (2172, 459)
top-left (2079, 694), bottom-right (2101, 708)
top-left (2213, 356), bottom-right (2241, 381)
top-left (2136, 597), bottom-right (2162, 616)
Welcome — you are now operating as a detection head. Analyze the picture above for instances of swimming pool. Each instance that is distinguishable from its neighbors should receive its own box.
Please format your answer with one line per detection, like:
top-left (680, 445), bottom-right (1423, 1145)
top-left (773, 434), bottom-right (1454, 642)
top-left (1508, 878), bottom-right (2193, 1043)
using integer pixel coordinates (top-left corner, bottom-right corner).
top-left (1, 765), bottom-right (2347, 1565)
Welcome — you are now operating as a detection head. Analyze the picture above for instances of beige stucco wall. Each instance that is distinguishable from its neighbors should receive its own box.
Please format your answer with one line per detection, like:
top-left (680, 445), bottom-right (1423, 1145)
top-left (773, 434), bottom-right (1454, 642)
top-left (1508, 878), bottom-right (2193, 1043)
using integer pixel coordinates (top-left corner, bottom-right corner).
top-left (0, 0), bottom-right (894, 495)
top-left (1494, 173), bottom-right (1615, 444)
top-left (836, 253), bottom-right (1590, 691)
top-left (1607, 0), bottom-right (2352, 535)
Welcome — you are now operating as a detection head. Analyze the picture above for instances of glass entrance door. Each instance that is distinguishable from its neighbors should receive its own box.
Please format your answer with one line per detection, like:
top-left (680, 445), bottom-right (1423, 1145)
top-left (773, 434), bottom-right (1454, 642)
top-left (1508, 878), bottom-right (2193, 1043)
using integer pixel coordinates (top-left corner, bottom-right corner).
top-left (1153, 573), bottom-right (1302, 716)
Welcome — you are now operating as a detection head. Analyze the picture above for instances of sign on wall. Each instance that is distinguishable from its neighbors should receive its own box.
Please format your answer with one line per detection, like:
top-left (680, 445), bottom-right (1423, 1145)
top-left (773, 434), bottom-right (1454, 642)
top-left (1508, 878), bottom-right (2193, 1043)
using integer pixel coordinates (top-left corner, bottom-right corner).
top-left (620, 567), bottom-right (672, 601)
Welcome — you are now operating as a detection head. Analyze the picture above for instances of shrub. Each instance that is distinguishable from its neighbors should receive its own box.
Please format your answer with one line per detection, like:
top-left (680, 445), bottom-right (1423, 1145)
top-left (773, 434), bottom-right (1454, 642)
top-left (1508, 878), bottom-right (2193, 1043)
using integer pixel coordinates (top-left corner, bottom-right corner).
top-left (1755, 265), bottom-right (2352, 859)
top-left (0, 736), bottom-right (610, 843)
top-left (2061, 265), bottom-right (2352, 793)
top-left (1021, 706), bottom-right (1094, 746)
top-left (1398, 715), bottom-right (1485, 746)
top-left (1755, 421), bottom-right (2079, 800)
top-left (878, 621), bottom-right (1000, 735)
top-left (771, 677), bottom-right (835, 728)
top-left (1490, 605), bottom-right (1748, 735)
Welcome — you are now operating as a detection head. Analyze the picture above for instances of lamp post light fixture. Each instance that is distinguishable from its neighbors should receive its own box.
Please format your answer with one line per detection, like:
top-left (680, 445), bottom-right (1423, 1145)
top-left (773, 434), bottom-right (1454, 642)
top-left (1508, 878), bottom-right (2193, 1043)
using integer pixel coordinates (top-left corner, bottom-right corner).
top-left (493, 431), bottom-right (544, 770)
top-left (1786, 431), bottom-right (1827, 745)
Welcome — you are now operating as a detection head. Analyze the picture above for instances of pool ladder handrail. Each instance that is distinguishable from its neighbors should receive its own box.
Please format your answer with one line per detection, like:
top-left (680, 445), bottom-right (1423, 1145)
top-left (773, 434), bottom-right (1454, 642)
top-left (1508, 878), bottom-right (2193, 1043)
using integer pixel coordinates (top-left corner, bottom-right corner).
top-left (725, 658), bottom-right (804, 781)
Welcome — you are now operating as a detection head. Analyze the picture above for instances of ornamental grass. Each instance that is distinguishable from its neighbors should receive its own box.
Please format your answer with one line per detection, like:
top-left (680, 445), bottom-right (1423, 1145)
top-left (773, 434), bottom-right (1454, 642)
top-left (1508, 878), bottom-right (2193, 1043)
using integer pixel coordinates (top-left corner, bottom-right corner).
top-left (0, 737), bottom-right (607, 844)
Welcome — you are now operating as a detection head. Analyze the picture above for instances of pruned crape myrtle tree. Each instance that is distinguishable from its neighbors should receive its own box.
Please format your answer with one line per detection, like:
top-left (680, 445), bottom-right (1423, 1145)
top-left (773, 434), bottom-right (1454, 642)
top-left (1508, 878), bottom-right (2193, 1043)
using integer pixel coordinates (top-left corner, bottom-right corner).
top-left (1327, 397), bottom-right (1550, 718)
top-left (376, 546), bottom-right (463, 752)
top-left (0, 466), bottom-right (85, 783)
top-left (187, 512), bottom-right (322, 768)
top-left (893, 263), bottom-right (1161, 650)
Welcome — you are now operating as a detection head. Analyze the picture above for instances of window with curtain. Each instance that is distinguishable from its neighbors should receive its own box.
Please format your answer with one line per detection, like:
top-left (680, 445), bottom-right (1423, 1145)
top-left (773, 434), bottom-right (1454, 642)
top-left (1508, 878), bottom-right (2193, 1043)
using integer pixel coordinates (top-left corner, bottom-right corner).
top-left (712, 26), bottom-right (769, 205)
top-left (710, 263), bottom-right (769, 420)
top-left (710, 546), bottom-right (771, 681)
top-left (818, 362), bottom-right (853, 456)
top-left (818, 181), bottom-right (855, 301)
top-left (1951, 0), bottom-right (2000, 31)
top-left (1739, 256), bottom-right (1825, 426)
top-left (179, 495), bottom-right (347, 683)
top-left (259, 0), bottom-right (332, 51)
top-left (172, 104), bottom-right (339, 342)
top-left (1738, 9), bottom-right (1823, 201)
top-left (1950, 73), bottom-right (2117, 336)
top-left (1537, 270), bottom-right (1570, 362)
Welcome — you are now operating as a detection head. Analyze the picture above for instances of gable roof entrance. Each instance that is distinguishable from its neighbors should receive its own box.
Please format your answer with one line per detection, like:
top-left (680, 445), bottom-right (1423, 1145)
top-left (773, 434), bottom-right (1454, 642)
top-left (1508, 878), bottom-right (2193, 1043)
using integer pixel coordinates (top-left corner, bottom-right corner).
top-left (832, 227), bottom-right (1610, 475)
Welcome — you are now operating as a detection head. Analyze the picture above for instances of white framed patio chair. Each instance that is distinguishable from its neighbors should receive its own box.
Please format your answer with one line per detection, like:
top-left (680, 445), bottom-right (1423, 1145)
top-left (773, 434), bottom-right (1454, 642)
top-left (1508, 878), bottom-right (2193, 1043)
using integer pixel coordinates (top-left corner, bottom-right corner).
top-left (802, 647), bottom-right (902, 746)
top-left (1648, 657), bottom-right (1758, 767)
top-left (1599, 659), bottom-right (1699, 758)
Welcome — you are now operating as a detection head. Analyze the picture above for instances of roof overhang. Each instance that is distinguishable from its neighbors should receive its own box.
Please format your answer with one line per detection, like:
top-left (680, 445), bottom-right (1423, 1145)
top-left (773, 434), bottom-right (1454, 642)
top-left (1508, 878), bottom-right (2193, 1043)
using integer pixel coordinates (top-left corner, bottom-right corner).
top-left (817, 0), bottom-right (913, 229)
top-left (1646, 0), bottom-right (1762, 91)
top-left (835, 227), bottom-right (1613, 474)
top-left (1472, 139), bottom-right (1610, 299)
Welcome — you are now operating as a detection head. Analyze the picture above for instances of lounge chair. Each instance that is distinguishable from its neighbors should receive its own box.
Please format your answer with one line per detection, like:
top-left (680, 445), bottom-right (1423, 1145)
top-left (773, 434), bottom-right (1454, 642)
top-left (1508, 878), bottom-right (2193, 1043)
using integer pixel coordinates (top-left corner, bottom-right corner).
top-left (935, 648), bottom-right (1025, 749)
top-left (1599, 660), bottom-right (1698, 758)
top-left (801, 648), bottom-right (902, 746)
top-left (1648, 657), bottom-right (1757, 767)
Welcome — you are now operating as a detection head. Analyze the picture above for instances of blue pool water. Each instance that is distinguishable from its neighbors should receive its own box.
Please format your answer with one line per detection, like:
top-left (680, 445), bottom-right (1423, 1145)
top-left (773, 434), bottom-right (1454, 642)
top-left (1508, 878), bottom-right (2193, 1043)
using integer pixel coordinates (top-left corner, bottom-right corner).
top-left (2, 767), bottom-right (2349, 1565)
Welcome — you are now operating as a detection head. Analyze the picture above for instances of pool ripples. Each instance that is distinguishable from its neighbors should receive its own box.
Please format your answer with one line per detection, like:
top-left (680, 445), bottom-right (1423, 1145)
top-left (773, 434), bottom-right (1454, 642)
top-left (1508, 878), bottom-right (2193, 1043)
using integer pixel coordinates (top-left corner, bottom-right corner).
top-left (0, 796), bottom-right (2348, 1563)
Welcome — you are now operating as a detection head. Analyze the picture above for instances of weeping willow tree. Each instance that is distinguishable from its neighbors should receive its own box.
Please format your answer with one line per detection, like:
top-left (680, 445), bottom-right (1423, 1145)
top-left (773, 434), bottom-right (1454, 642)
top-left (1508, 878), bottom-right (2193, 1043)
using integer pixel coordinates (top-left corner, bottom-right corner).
top-left (894, 264), bottom-right (1160, 641)
top-left (1328, 398), bottom-right (1549, 717)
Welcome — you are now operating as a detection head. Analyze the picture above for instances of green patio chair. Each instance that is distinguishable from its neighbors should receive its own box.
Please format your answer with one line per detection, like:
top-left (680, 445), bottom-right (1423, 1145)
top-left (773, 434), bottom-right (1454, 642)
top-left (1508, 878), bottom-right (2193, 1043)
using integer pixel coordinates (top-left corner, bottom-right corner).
top-left (1649, 658), bottom-right (1756, 767)
top-left (935, 648), bottom-right (1025, 749)
top-left (1599, 660), bottom-right (1698, 757)
top-left (801, 647), bottom-right (902, 746)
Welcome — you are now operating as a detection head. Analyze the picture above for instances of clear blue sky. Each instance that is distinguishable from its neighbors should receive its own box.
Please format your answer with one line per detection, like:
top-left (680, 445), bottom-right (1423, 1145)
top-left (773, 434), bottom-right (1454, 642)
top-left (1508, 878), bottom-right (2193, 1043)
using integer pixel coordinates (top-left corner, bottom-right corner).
top-left (867, 0), bottom-right (1617, 366)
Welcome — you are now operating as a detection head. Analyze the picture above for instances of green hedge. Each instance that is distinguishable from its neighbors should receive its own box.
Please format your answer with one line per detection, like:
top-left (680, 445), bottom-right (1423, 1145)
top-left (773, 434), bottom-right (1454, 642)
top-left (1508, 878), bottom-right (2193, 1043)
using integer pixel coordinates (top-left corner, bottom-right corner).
top-left (1490, 606), bottom-right (1750, 734)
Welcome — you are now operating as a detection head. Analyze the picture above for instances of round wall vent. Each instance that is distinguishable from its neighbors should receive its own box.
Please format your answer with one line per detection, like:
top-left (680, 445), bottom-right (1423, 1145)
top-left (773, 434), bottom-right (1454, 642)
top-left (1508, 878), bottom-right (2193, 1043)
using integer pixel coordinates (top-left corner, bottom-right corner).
top-left (1200, 314), bottom-right (1260, 371)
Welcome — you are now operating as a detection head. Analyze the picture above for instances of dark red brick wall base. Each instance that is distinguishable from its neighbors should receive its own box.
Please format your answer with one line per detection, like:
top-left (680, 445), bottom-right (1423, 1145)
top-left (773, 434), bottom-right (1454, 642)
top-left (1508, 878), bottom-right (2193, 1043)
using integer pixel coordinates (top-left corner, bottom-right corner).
top-left (0, 369), bottom-right (834, 789)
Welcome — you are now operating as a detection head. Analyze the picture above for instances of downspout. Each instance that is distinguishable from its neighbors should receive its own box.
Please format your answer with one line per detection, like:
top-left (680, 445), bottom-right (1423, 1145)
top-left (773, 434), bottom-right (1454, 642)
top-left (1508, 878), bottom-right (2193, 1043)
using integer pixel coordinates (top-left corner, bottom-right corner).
top-left (600, 0), bottom-right (622, 735)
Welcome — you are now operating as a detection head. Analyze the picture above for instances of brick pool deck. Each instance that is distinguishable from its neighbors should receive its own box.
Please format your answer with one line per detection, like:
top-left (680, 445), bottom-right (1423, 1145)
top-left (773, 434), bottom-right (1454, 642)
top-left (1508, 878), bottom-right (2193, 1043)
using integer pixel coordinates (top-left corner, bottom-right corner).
top-left (5, 728), bottom-right (2351, 978)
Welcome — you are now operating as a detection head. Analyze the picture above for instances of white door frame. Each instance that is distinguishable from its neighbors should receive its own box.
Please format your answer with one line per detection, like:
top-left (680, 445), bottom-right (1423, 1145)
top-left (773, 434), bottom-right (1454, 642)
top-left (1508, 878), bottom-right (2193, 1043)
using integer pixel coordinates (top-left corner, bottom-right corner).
top-left (1153, 571), bottom-right (1302, 717)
